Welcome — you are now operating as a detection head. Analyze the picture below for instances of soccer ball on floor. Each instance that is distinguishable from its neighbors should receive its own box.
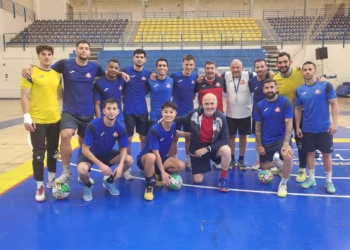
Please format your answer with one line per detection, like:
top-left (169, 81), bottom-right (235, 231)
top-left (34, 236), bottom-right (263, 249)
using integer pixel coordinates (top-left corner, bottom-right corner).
top-left (258, 170), bottom-right (274, 184)
top-left (52, 182), bottom-right (70, 199)
top-left (169, 173), bottom-right (183, 190)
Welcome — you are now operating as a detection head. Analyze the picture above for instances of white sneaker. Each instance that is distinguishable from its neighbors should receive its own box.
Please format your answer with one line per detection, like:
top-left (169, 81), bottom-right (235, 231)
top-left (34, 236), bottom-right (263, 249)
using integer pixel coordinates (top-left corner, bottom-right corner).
top-left (55, 172), bottom-right (72, 183)
top-left (122, 168), bottom-right (133, 180)
top-left (186, 156), bottom-right (192, 170)
top-left (46, 179), bottom-right (54, 189)
top-left (213, 163), bottom-right (222, 170)
top-left (35, 186), bottom-right (46, 202)
top-left (78, 176), bottom-right (95, 184)
top-left (251, 161), bottom-right (260, 170)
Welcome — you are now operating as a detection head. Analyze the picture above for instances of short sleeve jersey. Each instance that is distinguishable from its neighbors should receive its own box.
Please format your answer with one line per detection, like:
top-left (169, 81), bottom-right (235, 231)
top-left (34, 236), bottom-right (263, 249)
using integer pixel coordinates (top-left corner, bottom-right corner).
top-left (295, 81), bottom-right (337, 133)
top-left (248, 74), bottom-right (267, 120)
top-left (83, 117), bottom-right (129, 157)
top-left (223, 71), bottom-right (252, 119)
top-left (171, 72), bottom-right (198, 116)
top-left (273, 68), bottom-right (304, 107)
top-left (51, 59), bottom-right (105, 116)
top-left (20, 66), bottom-right (62, 124)
top-left (93, 76), bottom-right (125, 122)
top-left (137, 122), bottom-right (176, 161)
top-left (255, 95), bottom-right (293, 145)
top-left (195, 76), bottom-right (225, 112)
top-left (148, 76), bottom-right (174, 122)
top-left (122, 66), bottom-right (151, 115)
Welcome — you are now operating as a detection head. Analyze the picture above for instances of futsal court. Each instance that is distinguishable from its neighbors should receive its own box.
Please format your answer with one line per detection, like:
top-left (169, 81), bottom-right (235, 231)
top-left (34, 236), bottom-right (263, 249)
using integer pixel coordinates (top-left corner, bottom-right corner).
top-left (0, 122), bottom-right (350, 249)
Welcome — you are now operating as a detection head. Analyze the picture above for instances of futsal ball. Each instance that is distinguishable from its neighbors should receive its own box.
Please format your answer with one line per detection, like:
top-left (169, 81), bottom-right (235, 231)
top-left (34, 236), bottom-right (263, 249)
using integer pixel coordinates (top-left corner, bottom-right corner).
top-left (169, 173), bottom-right (183, 190)
top-left (258, 170), bottom-right (274, 184)
top-left (52, 182), bottom-right (70, 199)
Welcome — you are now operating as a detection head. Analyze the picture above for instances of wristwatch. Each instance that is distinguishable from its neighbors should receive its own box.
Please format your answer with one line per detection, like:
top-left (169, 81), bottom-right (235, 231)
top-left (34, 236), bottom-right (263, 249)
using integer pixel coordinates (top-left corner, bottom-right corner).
top-left (206, 146), bottom-right (211, 152)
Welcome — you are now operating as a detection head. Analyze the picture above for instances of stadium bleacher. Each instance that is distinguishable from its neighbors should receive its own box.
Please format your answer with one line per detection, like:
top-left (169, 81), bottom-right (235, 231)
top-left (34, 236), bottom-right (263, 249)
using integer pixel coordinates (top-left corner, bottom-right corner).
top-left (268, 15), bottom-right (350, 41)
top-left (96, 49), bottom-right (267, 72)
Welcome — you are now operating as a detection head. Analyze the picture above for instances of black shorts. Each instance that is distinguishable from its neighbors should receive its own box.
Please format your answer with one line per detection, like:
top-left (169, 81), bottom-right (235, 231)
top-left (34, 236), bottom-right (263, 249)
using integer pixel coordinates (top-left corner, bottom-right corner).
top-left (124, 113), bottom-right (148, 137)
top-left (148, 120), bottom-right (158, 129)
top-left (191, 149), bottom-right (221, 175)
top-left (260, 139), bottom-right (292, 163)
top-left (77, 150), bottom-right (120, 169)
top-left (137, 155), bottom-right (170, 175)
top-left (60, 111), bottom-right (94, 138)
top-left (226, 116), bottom-right (251, 136)
top-left (302, 132), bottom-right (333, 153)
top-left (175, 115), bottom-right (191, 133)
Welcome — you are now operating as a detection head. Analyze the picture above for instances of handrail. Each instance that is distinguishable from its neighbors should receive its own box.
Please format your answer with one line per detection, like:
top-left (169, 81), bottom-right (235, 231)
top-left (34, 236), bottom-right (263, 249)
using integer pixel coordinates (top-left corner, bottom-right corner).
top-left (145, 11), bottom-right (250, 19)
top-left (263, 8), bottom-right (350, 19)
top-left (65, 12), bottom-right (132, 21)
top-left (0, 0), bottom-right (35, 21)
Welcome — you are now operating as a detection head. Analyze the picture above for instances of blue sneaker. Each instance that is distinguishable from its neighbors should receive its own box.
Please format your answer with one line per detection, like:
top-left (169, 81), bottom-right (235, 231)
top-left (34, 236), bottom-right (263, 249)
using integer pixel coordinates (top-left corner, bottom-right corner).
top-left (83, 185), bottom-right (93, 201)
top-left (103, 180), bottom-right (120, 196)
top-left (218, 177), bottom-right (229, 192)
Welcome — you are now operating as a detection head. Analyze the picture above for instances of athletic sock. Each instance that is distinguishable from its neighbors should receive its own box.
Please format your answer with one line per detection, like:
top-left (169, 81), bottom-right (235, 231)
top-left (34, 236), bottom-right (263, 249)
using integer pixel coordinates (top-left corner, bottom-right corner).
top-left (307, 169), bottom-right (315, 180)
top-left (220, 169), bottom-right (228, 178)
top-left (255, 151), bottom-right (260, 162)
top-left (36, 181), bottom-right (44, 189)
top-left (173, 154), bottom-right (178, 158)
top-left (106, 174), bottom-right (114, 183)
top-left (325, 171), bottom-right (332, 183)
top-left (231, 155), bottom-right (235, 162)
top-left (280, 178), bottom-right (288, 185)
top-left (145, 176), bottom-right (152, 187)
top-left (48, 172), bottom-right (55, 182)
top-left (62, 165), bottom-right (70, 173)
top-left (238, 155), bottom-right (244, 161)
top-left (85, 180), bottom-right (92, 188)
top-left (299, 168), bottom-right (306, 172)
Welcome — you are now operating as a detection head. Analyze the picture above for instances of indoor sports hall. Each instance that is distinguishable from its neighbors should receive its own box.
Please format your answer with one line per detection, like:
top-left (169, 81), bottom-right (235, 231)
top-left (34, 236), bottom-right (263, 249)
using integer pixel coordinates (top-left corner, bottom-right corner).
top-left (1, 0), bottom-right (350, 249)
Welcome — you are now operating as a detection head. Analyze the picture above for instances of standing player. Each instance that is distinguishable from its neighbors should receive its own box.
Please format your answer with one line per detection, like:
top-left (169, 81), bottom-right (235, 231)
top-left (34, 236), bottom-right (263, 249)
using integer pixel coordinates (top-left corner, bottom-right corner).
top-left (122, 49), bottom-right (151, 156)
top-left (20, 45), bottom-right (62, 202)
top-left (249, 59), bottom-right (269, 170)
top-left (93, 59), bottom-right (133, 181)
top-left (137, 102), bottom-right (190, 201)
top-left (195, 60), bottom-right (225, 112)
top-left (147, 58), bottom-right (174, 127)
top-left (255, 78), bottom-right (294, 197)
top-left (174, 94), bottom-right (231, 191)
top-left (169, 55), bottom-right (198, 169)
top-left (295, 61), bottom-right (339, 194)
top-left (222, 59), bottom-right (254, 170)
top-left (77, 98), bottom-right (133, 201)
top-left (273, 52), bottom-right (307, 182)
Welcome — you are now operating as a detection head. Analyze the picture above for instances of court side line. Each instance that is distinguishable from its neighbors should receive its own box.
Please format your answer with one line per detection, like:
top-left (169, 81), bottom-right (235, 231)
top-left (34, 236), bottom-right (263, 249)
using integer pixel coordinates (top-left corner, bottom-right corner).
top-left (85, 167), bottom-right (350, 199)
top-left (131, 138), bottom-right (350, 143)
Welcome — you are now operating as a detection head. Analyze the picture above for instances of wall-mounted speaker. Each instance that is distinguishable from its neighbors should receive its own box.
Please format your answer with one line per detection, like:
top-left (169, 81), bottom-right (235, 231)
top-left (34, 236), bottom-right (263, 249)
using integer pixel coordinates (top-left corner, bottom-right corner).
top-left (316, 47), bottom-right (328, 60)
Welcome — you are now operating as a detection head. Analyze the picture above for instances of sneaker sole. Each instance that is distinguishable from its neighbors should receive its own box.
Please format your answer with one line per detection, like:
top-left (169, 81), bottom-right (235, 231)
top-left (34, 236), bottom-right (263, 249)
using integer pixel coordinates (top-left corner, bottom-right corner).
top-left (301, 184), bottom-right (316, 189)
top-left (102, 183), bottom-right (120, 196)
top-left (122, 176), bottom-right (134, 180)
top-left (219, 188), bottom-right (229, 192)
top-left (295, 177), bottom-right (307, 183)
top-left (83, 196), bottom-right (93, 202)
top-left (277, 192), bottom-right (287, 198)
top-left (35, 197), bottom-right (46, 202)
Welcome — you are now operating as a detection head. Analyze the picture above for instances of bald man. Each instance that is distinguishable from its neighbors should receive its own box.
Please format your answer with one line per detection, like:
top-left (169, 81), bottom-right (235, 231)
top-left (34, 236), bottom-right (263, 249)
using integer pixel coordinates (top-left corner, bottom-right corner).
top-left (174, 93), bottom-right (231, 192)
top-left (222, 59), bottom-right (255, 171)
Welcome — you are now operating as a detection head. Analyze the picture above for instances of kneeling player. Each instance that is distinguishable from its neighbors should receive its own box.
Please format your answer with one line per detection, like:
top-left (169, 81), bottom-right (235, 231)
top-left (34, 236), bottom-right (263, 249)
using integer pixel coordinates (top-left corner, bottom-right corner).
top-left (137, 101), bottom-right (190, 201)
top-left (77, 98), bottom-right (133, 201)
top-left (255, 78), bottom-right (294, 198)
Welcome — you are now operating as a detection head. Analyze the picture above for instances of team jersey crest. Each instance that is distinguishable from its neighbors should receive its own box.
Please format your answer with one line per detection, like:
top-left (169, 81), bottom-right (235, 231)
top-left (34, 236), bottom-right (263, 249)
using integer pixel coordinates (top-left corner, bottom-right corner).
top-left (275, 107), bottom-right (281, 112)
top-left (113, 132), bottom-right (118, 137)
top-left (191, 80), bottom-right (195, 84)
top-left (141, 76), bottom-right (147, 81)
top-left (315, 89), bottom-right (321, 94)
top-left (166, 84), bottom-right (171, 88)
top-left (86, 73), bottom-right (91, 78)
top-left (215, 82), bottom-right (221, 87)
top-left (239, 80), bottom-right (245, 85)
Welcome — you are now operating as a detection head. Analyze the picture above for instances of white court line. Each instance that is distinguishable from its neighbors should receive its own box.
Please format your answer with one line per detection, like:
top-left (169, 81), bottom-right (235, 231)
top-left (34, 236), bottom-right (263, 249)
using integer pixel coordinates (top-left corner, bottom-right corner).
top-left (63, 161), bottom-right (350, 199)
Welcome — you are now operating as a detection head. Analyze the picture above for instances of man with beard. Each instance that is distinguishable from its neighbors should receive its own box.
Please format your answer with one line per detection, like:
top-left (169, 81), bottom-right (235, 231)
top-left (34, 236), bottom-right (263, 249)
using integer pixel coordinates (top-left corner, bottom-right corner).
top-left (122, 49), bottom-right (151, 157)
top-left (93, 59), bottom-right (133, 180)
top-left (273, 52), bottom-right (307, 182)
top-left (255, 78), bottom-right (294, 197)
top-left (77, 98), bottom-right (133, 201)
top-left (295, 61), bottom-right (339, 194)
top-left (249, 59), bottom-right (269, 170)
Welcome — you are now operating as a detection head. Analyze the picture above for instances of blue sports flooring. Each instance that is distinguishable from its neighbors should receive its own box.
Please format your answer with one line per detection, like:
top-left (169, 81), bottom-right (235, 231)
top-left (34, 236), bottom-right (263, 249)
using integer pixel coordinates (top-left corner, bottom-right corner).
top-left (1, 128), bottom-right (350, 249)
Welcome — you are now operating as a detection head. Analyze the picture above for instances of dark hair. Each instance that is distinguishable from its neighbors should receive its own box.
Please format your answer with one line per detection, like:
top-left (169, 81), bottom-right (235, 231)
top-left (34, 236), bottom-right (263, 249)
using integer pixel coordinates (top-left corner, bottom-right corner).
top-left (263, 78), bottom-right (276, 87)
top-left (182, 54), bottom-right (195, 62)
top-left (302, 61), bottom-right (316, 69)
top-left (108, 59), bottom-right (120, 65)
top-left (134, 49), bottom-right (146, 57)
top-left (254, 59), bottom-right (266, 66)
top-left (205, 60), bottom-right (215, 67)
top-left (76, 40), bottom-right (90, 48)
top-left (156, 58), bottom-right (168, 67)
top-left (36, 45), bottom-right (54, 55)
top-left (161, 101), bottom-right (177, 111)
top-left (277, 52), bottom-right (291, 60)
top-left (103, 98), bottom-right (119, 108)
